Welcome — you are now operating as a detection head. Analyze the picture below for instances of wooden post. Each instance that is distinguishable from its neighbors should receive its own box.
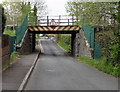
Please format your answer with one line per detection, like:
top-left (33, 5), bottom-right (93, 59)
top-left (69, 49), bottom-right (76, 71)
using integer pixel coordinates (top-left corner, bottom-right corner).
top-left (71, 33), bottom-right (76, 56)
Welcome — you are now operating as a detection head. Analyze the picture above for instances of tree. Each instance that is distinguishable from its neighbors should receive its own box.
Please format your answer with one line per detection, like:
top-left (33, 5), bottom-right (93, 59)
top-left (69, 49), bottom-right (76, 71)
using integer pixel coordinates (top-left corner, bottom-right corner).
top-left (20, 2), bottom-right (31, 20)
top-left (2, 0), bottom-right (47, 25)
top-left (66, 1), bottom-right (118, 26)
top-left (2, 1), bottom-right (22, 25)
top-left (66, 1), bottom-right (81, 17)
top-left (66, 1), bottom-right (120, 64)
top-left (32, 1), bottom-right (47, 21)
top-left (109, 1), bottom-right (120, 64)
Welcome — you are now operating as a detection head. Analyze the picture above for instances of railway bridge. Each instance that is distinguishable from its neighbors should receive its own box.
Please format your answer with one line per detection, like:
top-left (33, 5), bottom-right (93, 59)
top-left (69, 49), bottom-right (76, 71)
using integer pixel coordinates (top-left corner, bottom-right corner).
top-left (16, 14), bottom-right (92, 58)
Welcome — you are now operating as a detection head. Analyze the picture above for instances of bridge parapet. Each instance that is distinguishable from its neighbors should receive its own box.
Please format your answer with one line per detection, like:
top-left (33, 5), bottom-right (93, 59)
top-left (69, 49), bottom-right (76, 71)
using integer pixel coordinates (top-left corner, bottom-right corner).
top-left (28, 15), bottom-right (80, 26)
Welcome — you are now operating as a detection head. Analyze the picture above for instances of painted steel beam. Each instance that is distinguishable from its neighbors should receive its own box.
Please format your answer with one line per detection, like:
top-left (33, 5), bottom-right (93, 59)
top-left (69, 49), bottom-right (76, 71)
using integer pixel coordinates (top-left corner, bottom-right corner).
top-left (28, 26), bottom-right (80, 32)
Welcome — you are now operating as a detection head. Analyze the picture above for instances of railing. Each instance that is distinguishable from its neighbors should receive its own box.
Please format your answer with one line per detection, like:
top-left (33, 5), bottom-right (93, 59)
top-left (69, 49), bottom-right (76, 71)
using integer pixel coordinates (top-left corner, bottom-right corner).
top-left (28, 15), bottom-right (80, 26)
top-left (15, 13), bottom-right (28, 45)
top-left (15, 14), bottom-right (79, 46)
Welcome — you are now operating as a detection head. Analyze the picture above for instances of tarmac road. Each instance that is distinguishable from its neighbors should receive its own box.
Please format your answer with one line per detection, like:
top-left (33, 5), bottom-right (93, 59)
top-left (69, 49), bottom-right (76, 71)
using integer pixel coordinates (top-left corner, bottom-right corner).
top-left (25, 39), bottom-right (118, 90)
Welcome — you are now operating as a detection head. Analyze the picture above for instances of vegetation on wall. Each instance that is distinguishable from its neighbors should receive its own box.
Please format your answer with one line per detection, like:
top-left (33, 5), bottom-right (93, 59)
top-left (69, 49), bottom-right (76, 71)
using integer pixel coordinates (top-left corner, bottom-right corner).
top-left (10, 51), bottom-right (19, 63)
top-left (66, 1), bottom-right (120, 65)
top-left (56, 34), bottom-right (71, 53)
top-left (64, 1), bottom-right (120, 76)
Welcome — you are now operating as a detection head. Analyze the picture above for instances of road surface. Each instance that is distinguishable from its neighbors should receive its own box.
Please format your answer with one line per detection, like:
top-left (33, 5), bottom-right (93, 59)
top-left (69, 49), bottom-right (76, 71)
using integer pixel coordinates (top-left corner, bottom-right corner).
top-left (25, 39), bottom-right (118, 90)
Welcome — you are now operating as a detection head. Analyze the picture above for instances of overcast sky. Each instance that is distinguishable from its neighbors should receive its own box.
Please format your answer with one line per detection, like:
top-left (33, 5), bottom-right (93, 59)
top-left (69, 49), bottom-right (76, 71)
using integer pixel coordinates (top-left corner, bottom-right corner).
top-left (45, 0), bottom-right (68, 16)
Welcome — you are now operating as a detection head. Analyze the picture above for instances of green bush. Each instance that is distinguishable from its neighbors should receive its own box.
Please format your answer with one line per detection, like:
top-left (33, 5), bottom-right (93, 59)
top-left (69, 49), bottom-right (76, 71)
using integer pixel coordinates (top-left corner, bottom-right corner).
top-left (109, 37), bottom-right (120, 64)
top-left (77, 56), bottom-right (119, 77)
top-left (36, 34), bottom-right (40, 40)
top-left (10, 51), bottom-right (19, 62)
top-left (56, 41), bottom-right (71, 52)
top-left (56, 34), bottom-right (71, 52)
top-left (4, 29), bottom-right (16, 36)
top-left (96, 29), bottom-right (120, 65)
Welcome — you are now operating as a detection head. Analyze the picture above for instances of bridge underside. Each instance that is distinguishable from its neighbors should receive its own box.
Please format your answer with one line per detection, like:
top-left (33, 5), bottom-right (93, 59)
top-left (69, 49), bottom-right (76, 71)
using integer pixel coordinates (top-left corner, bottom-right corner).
top-left (28, 25), bottom-right (80, 56)
top-left (28, 26), bottom-right (80, 34)
top-left (29, 31), bottom-right (78, 34)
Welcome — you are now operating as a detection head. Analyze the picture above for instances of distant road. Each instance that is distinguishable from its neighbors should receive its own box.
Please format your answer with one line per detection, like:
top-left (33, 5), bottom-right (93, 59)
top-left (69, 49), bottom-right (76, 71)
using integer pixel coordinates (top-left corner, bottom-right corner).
top-left (25, 39), bottom-right (118, 90)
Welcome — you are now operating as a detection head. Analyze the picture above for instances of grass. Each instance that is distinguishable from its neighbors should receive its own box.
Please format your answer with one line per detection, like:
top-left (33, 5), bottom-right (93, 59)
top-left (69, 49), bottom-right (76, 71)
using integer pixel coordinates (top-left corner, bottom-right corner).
top-left (10, 51), bottom-right (19, 63)
top-left (2, 64), bottom-right (9, 71)
top-left (36, 34), bottom-right (41, 40)
top-left (56, 40), bottom-right (71, 52)
top-left (55, 34), bottom-right (119, 77)
top-left (4, 29), bottom-right (16, 36)
top-left (56, 34), bottom-right (71, 52)
top-left (56, 36), bottom-right (119, 77)
top-left (1, 52), bottom-right (19, 71)
top-left (77, 57), bottom-right (120, 77)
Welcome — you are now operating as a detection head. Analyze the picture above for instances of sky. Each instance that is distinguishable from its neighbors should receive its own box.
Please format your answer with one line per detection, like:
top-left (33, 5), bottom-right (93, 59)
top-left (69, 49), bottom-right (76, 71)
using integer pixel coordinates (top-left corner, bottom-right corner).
top-left (45, 0), bottom-right (68, 16)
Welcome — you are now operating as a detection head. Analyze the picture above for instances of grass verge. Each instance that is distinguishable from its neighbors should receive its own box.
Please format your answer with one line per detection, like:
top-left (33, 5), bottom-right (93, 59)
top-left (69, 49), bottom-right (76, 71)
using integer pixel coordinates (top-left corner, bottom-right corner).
top-left (10, 51), bottom-right (19, 63)
top-left (56, 35), bottom-right (119, 77)
top-left (2, 52), bottom-right (19, 71)
top-left (56, 40), bottom-right (71, 52)
top-left (77, 57), bottom-right (120, 77)
top-left (2, 64), bottom-right (9, 71)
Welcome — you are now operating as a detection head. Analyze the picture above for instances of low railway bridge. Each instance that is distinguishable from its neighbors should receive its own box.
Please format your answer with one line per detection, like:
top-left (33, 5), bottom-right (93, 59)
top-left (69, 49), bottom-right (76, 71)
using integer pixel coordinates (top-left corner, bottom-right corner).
top-left (16, 14), bottom-right (92, 58)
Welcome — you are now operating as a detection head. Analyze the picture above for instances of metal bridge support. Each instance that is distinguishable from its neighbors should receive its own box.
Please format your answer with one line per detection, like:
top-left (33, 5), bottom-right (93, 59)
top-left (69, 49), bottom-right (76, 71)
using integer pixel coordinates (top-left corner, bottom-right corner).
top-left (71, 33), bottom-right (76, 56)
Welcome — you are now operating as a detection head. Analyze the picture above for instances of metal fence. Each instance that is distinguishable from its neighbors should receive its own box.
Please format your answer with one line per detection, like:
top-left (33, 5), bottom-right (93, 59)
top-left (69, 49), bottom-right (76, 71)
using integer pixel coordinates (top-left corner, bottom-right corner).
top-left (15, 13), bottom-right (101, 59)
top-left (15, 14), bottom-right (28, 45)
top-left (82, 26), bottom-right (101, 59)
top-left (28, 15), bottom-right (79, 26)
top-left (10, 36), bottom-right (16, 54)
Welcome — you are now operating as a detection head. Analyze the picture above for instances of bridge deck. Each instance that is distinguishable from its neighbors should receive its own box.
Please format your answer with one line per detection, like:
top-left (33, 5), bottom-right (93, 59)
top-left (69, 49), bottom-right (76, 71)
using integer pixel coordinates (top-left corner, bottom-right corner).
top-left (28, 26), bottom-right (80, 34)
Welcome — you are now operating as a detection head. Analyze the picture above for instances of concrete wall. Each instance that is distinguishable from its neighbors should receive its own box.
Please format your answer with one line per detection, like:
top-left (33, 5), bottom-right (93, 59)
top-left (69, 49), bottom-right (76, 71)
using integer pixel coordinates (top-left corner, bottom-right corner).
top-left (74, 29), bottom-right (93, 58)
top-left (17, 31), bottom-right (35, 54)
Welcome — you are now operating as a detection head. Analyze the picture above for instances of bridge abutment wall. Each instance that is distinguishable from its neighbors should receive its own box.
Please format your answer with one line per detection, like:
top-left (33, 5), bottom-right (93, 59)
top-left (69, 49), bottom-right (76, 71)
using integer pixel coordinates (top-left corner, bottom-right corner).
top-left (73, 29), bottom-right (93, 58)
top-left (17, 31), bottom-right (35, 54)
